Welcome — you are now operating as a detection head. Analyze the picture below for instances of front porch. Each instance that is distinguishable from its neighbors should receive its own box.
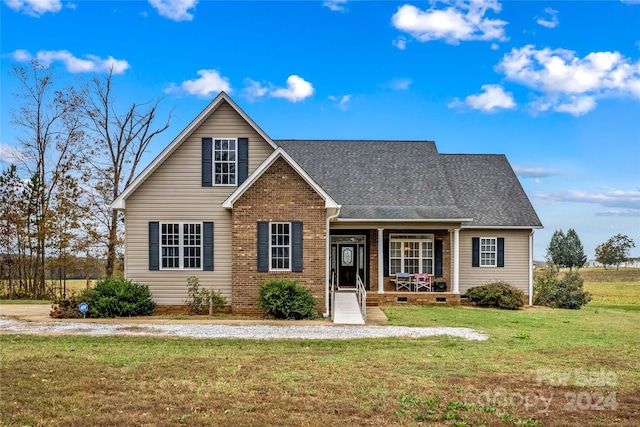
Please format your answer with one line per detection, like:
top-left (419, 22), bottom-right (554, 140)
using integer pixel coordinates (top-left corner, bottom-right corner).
top-left (328, 226), bottom-right (464, 313)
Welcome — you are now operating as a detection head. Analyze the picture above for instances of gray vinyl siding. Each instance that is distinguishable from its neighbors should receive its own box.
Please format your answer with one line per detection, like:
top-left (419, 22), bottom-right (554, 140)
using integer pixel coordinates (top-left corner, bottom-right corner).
top-left (124, 100), bottom-right (274, 305)
top-left (458, 229), bottom-right (531, 296)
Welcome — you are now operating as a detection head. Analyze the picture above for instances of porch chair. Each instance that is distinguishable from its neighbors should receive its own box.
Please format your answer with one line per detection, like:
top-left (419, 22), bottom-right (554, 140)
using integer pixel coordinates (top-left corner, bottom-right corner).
top-left (392, 272), bottom-right (412, 292)
top-left (413, 273), bottom-right (431, 292)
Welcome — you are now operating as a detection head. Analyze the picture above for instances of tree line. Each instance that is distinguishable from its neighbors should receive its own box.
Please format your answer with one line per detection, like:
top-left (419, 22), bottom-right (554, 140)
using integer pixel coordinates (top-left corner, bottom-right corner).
top-left (1, 61), bottom-right (171, 299)
top-left (547, 229), bottom-right (636, 271)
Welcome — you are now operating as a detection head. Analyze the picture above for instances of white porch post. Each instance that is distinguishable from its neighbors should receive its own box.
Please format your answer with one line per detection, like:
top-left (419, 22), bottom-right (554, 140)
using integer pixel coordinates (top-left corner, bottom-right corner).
top-left (378, 228), bottom-right (384, 294)
top-left (453, 228), bottom-right (460, 294)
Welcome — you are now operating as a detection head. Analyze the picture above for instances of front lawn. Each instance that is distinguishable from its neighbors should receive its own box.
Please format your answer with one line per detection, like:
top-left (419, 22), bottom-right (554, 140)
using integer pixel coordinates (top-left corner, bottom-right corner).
top-left (1, 271), bottom-right (638, 426)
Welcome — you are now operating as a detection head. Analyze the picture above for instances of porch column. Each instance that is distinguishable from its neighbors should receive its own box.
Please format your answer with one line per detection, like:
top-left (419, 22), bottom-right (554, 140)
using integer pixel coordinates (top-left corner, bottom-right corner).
top-left (377, 228), bottom-right (384, 294)
top-left (453, 228), bottom-right (460, 294)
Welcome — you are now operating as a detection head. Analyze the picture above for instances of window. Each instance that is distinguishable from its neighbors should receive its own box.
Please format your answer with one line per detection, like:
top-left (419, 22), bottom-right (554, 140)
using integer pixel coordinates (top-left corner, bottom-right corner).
top-left (214, 138), bottom-right (236, 185)
top-left (389, 234), bottom-right (434, 275)
top-left (480, 237), bottom-right (496, 267)
top-left (160, 223), bottom-right (202, 269)
top-left (270, 222), bottom-right (291, 270)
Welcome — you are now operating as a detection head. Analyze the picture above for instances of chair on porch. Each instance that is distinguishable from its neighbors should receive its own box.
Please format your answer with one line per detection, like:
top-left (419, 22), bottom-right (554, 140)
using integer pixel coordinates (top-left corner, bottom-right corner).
top-left (392, 272), bottom-right (412, 292)
top-left (413, 273), bottom-right (431, 292)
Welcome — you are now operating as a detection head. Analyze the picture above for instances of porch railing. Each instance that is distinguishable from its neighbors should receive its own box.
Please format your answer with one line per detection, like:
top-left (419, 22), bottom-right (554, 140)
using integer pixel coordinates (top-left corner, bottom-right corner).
top-left (355, 273), bottom-right (366, 322)
top-left (330, 283), bottom-right (336, 322)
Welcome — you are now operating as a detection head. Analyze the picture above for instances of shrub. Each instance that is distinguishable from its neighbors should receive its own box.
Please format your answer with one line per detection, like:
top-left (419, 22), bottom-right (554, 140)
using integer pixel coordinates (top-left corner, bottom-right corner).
top-left (185, 276), bottom-right (227, 315)
top-left (465, 281), bottom-right (525, 310)
top-left (51, 278), bottom-right (155, 318)
top-left (258, 279), bottom-right (318, 320)
top-left (534, 268), bottom-right (591, 309)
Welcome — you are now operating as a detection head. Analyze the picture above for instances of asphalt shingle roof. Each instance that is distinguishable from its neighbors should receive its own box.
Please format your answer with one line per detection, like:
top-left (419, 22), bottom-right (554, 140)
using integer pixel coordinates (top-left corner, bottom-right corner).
top-left (275, 140), bottom-right (542, 227)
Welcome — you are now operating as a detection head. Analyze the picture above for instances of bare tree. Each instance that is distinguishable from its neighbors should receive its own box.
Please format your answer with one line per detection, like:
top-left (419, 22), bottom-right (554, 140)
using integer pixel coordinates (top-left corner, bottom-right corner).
top-left (83, 70), bottom-right (171, 277)
top-left (9, 61), bottom-right (85, 297)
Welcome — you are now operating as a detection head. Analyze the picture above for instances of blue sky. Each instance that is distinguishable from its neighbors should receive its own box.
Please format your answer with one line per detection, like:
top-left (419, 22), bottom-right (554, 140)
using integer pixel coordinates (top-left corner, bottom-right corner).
top-left (1, 0), bottom-right (639, 260)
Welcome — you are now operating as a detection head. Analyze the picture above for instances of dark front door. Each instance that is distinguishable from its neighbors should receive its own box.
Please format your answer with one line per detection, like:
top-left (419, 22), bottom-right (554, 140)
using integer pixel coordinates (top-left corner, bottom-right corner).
top-left (339, 244), bottom-right (357, 287)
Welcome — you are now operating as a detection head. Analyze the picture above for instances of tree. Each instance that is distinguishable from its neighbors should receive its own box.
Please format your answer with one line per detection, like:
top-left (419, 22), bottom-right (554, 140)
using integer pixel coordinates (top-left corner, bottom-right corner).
top-left (547, 230), bottom-right (567, 267)
top-left (82, 70), bottom-right (171, 277)
top-left (564, 229), bottom-right (587, 271)
top-left (595, 234), bottom-right (636, 270)
top-left (546, 228), bottom-right (586, 271)
top-left (8, 61), bottom-right (85, 297)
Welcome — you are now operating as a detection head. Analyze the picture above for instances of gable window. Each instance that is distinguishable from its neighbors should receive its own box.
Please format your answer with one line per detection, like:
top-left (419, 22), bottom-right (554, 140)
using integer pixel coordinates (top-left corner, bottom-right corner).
top-left (161, 223), bottom-right (202, 270)
top-left (270, 222), bottom-right (290, 270)
top-left (214, 138), bottom-right (236, 185)
top-left (389, 234), bottom-right (434, 275)
top-left (480, 237), bottom-right (496, 267)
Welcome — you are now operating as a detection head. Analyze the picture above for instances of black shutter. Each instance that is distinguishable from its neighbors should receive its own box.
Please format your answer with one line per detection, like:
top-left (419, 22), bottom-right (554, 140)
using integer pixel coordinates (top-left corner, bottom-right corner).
top-left (203, 222), bottom-right (214, 271)
top-left (237, 137), bottom-right (248, 185)
top-left (497, 237), bottom-right (505, 268)
top-left (291, 222), bottom-right (303, 272)
top-left (383, 236), bottom-right (389, 277)
top-left (149, 222), bottom-right (159, 271)
top-left (202, 138), bottom-right (212, 187)
top-left (472, 237), bottom-right (480, 267)
top-left (257, 222), bottom-right (269, 272)
top-left (434, 239), bottom-right (443, 277)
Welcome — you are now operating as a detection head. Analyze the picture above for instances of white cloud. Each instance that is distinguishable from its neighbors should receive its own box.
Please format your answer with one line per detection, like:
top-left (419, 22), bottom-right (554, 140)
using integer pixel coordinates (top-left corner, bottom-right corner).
top-left (512, 165), bottom-right (557, 178)
top-left (384, 78), bottom-right (413, 90)
top-left (491, 43), bottom-right (500, 50)
top-left (496, 45), bottom-right (640, 115)
top-left (323, 0), bottom-right (347, 12)
top-left (329, 94), bottom-right (351, 110)
top-left (596, 209), bottom-right (640, 217)
top-left (241, 78), bottom-right (268, 101)
top-left (391, 1), bottom-right (508, 45)
top-left (0, 143), bottom-right (25, 164)
top-left (620, 0), bottom-right (640, 4)
top-left (536, 7), bottom-right (559, 29)
top-left (270, 75), bottom-right (314, 102)
top-left (148, 0), bottom-right (197, 22)
top-left (11, 49), bottom-right (130, 74)
top-left (4, 0), bottom-right (61, 16)
top-left (449, 84), bottom-right (515, 112)
top-left (393, 36), bottom-right (408, 50)
top-left (166, 69), bottom-right (232, 98)
top-left (534, 189), bottom-right (640, 210)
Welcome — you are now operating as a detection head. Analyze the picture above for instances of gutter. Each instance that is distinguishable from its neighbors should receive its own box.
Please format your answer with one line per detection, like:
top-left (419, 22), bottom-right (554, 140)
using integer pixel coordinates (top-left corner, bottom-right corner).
top-left (529, 230), bottom-right (534, 306)
top-left (323, 206), bottom-right (342, 317)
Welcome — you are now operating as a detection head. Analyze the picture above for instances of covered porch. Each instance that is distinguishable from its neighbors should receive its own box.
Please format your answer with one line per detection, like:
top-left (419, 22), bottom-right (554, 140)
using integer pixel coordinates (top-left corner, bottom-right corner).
top-left (327, 223), bottom-right (464, 309)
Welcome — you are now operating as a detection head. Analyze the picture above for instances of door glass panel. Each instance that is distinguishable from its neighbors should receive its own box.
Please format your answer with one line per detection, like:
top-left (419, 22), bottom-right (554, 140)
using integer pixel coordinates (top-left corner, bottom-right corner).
top-left (342, 247), bottom-right (354, 266)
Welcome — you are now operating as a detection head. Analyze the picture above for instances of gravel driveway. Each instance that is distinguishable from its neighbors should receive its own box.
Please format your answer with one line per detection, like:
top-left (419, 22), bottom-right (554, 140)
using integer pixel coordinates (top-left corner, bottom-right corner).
top-left (0, 317), bottom-right (488, 340)
top-left (0, 304), bottom-right (488, 340)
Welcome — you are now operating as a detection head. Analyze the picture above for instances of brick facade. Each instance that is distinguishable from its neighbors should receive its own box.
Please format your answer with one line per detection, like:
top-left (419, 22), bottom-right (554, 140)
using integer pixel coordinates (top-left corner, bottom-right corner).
top-left (231, 157), bottom-right (327, 315)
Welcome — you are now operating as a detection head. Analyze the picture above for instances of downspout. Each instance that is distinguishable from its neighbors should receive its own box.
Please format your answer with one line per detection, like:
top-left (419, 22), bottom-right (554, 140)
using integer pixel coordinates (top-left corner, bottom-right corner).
top-left (323, 206), bottom-right (342, 317)
top-left (529, 230), bottom-right (534, 306)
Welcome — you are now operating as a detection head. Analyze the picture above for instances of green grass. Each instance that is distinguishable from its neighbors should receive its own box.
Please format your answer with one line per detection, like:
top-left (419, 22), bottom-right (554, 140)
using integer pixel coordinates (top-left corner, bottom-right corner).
top-left (1, 270), bottom-right (638, 426)
top-left (0, 299), bottom-right (50, 304)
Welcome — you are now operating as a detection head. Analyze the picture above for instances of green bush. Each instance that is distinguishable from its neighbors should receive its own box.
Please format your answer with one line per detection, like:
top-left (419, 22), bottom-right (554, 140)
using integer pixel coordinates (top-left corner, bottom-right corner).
top-left (185, 276), bottom-right (227, 315)
top-left (465, 281), bottom-right (525, 310)
top-left (534, 268), bottom-right (591, 309)
top-left (51, 278), bottom-right (155, 318)
top-left (258, 279), bottom-right (318, 320)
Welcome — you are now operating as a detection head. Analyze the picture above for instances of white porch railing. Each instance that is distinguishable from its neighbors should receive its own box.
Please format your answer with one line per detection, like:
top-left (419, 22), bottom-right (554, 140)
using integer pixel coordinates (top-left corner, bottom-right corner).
top-left (355, 273), bottom-right (366, 322)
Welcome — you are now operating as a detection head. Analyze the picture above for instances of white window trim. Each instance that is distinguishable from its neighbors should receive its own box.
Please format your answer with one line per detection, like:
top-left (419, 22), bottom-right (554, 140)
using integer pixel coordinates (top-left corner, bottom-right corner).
top-left (159, 222), bottom-right (204, 271)
top-left (213, 137), bottom-right (238, 186)
top-left (269, 222), bottom-right (292, 272)
top-left (480, 237), bottom-right (497, 268)
top-left (389, 234), bottom-right (434, 275)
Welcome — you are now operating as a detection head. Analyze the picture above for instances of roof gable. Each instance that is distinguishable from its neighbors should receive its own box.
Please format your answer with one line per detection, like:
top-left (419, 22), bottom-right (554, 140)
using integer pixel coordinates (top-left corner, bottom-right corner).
top-left (112, 92), bottom-right (277, 210)
top-left (223, 147), bottom-right (339, 209)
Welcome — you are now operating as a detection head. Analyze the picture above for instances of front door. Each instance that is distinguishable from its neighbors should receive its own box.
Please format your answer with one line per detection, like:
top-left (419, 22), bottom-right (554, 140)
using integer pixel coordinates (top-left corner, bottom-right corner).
top-left (339, 244), bottom-right (357, 288)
